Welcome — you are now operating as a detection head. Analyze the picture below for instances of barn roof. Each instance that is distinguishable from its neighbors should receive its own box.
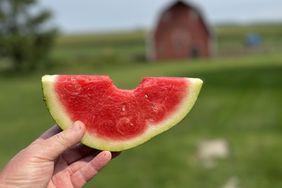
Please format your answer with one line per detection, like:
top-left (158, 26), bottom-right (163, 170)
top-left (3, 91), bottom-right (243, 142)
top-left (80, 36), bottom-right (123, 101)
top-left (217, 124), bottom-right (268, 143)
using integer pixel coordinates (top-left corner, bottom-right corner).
top-left (159, 0), bottom-right (213, 37)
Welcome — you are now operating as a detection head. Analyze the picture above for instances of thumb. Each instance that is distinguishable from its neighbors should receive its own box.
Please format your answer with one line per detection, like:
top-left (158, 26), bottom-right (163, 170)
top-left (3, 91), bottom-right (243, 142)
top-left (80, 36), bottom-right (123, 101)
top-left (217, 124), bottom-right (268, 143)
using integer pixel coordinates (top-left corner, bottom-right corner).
top-left (41, 121), bottom-right (85, 161)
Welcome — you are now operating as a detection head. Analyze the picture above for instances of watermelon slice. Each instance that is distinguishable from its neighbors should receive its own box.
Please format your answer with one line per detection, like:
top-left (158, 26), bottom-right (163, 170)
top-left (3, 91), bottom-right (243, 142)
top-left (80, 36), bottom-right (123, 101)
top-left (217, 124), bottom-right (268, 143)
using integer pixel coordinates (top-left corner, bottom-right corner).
top-left (42, 75), bottom-right (203, 151)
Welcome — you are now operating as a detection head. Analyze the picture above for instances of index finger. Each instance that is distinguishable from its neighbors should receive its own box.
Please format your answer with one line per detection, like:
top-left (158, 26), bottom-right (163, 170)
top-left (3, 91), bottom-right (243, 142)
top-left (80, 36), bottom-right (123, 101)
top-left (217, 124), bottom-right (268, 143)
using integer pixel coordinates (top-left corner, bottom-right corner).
top-left (39, 125), bottom-right (61, 140)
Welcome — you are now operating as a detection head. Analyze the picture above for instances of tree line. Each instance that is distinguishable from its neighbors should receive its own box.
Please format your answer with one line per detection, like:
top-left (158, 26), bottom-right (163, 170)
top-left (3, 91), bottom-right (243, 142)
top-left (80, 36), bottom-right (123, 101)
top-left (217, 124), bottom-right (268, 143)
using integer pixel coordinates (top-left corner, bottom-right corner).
top-left (0, 0), bottom-right (57, 72)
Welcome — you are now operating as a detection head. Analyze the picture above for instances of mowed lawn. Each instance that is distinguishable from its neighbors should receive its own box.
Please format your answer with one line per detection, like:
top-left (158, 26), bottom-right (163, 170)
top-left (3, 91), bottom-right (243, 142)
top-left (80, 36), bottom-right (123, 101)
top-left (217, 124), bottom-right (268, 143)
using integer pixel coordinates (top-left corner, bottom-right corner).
top-left (0, 53), bottom-right (282, 188)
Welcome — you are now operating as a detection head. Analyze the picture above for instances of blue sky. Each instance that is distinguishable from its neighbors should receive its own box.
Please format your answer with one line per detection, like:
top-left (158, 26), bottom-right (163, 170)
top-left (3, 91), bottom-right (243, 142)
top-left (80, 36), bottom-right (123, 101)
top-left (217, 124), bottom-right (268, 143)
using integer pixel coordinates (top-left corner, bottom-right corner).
top-left (40, 0), bottom-right (282, 33)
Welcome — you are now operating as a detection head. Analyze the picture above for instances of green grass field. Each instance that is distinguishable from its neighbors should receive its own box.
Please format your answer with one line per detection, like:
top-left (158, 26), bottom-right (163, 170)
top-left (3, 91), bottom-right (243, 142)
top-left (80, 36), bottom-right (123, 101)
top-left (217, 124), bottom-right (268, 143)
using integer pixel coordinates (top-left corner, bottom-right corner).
top-left (0, 24), bottom-right (282, 187)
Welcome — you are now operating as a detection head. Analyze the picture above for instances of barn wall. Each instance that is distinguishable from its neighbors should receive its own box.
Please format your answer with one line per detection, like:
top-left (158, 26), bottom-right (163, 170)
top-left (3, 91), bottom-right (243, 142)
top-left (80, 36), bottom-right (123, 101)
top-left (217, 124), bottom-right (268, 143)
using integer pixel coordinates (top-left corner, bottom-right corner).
top-left (152, 2), bottom-right (211, 61)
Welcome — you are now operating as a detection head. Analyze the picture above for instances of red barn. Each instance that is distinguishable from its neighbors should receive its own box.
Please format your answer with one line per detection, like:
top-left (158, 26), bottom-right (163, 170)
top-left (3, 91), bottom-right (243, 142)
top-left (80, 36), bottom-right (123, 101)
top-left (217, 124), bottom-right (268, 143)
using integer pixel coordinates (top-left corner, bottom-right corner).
top-left (150, 0), bottom-right (213, 61)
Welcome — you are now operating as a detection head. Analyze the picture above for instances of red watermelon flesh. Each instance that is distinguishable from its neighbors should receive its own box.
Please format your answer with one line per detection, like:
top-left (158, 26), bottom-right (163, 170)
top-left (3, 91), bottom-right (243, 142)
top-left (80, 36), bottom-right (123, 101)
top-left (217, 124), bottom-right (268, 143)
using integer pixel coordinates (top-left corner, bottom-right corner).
top-left (42, 75), bottom-right (203, 151)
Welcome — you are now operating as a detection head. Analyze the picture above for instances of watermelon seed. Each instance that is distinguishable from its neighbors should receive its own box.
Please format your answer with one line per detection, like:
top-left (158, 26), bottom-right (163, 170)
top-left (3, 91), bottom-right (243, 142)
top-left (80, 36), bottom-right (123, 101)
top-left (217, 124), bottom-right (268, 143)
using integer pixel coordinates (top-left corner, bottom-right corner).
top-left (121, 104), bottom-right (126, 112)
top-left (152, 103), bottom-right (158, 112)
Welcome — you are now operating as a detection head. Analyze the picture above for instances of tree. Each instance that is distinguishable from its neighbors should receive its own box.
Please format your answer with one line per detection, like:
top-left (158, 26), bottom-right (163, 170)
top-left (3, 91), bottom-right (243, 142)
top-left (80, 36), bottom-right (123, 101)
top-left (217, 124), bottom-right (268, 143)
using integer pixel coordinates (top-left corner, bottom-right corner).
top-left (0, 0), bottom-right (57, 72)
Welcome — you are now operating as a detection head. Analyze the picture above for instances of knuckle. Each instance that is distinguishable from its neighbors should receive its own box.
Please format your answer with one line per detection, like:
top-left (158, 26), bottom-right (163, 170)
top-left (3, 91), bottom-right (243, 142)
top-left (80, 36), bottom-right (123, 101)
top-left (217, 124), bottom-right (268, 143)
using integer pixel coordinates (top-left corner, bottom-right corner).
top-left (54, 132), bottom-right (70, 147)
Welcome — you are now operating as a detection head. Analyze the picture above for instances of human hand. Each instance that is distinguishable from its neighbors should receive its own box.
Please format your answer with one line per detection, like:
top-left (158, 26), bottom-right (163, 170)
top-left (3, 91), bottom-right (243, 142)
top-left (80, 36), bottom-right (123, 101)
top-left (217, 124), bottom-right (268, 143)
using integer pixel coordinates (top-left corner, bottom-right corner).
top-left (0, 121), bottom-right (118, 188)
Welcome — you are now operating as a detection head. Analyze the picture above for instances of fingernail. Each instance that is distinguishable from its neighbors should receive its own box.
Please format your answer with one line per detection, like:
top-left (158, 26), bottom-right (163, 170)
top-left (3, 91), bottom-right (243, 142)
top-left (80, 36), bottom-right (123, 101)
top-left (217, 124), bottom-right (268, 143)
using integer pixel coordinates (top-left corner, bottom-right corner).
top-left (73, 121), bottom-right (84, 131)
top-left (102, 151), bottom-right (112, 160)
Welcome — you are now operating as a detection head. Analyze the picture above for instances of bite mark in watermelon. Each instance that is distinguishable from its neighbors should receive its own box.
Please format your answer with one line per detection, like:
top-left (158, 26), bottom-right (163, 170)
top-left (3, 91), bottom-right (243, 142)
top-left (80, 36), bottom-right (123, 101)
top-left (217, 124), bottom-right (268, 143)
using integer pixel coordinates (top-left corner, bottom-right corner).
top-left (42, 75), bottom-right (203, 151)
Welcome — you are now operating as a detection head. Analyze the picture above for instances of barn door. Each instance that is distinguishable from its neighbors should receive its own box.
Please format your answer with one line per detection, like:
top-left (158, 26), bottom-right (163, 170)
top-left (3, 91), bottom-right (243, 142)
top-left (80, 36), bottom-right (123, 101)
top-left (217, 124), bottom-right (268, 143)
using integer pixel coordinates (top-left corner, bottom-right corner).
top-left (191, 45), bottom-right (200, 58)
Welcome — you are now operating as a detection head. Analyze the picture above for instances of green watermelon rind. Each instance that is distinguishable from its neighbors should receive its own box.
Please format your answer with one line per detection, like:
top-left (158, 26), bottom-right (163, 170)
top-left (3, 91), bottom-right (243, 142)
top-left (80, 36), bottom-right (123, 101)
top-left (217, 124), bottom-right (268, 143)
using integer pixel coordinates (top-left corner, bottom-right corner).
top-left (42, 75), bottom-right (203, 151)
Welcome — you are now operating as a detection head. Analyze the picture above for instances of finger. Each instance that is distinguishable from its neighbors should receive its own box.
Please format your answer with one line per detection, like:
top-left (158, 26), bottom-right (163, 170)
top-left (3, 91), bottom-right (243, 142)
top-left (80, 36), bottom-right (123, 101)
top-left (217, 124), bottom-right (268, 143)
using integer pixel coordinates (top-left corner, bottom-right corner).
top-left (52, 156), bottom-right (74, 188)
top-left (68, 154), bottom-right (97, 174)
top-left (53, 155), bottom-right (68, 175)
top-left (40, 121), bottom-right (85, 161)
top-left (68, 151), bottom-right (118, 174)
top-left (70, 151), bottom-right (112, 188)
top-left (31, 125), bottom-right (61, 145)
top-left (39, 125), bottom-right (61, 140)
top-left (62, 144), bottom-right (100, 164)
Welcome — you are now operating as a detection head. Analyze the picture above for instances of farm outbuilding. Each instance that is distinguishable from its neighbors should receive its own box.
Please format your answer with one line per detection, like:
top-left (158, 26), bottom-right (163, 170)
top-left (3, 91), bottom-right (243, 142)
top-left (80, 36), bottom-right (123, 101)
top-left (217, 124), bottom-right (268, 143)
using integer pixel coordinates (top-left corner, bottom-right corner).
top-left (150, 0), bottom-right (213, 61)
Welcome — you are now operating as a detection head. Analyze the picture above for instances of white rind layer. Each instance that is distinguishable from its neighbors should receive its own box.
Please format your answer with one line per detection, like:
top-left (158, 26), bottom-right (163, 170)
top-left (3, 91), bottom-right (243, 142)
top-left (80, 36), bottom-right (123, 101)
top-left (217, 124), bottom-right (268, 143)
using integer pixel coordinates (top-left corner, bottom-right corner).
top-left (42, 75), bottom-right (203, 151)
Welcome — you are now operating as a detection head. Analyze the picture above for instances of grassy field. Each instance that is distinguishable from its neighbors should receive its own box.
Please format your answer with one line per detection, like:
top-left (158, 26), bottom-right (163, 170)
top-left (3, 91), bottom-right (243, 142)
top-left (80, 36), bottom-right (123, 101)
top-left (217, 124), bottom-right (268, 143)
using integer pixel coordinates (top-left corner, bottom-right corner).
top-left (0, 24), bottom-right (282, 188)
top-left (53, 30), bottom-right (146, 65)
top-left (51, 23), bottom-right (282, 64)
